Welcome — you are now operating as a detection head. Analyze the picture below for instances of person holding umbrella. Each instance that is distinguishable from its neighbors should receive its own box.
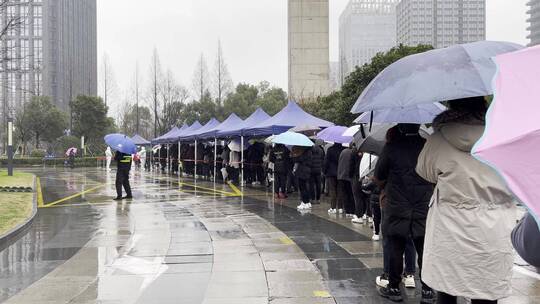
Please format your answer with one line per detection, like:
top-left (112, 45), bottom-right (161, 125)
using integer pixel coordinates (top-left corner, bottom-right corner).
top-left (105, 134), bottom-right (136, 201)
top-left (291, 146), bottom-right (312, 210)
top-left (374, 124), bottom-right (434, 303)
top-left (271, 132), bottom-right (314, 209)
top-left (416, 97), bottom-right (517, 304)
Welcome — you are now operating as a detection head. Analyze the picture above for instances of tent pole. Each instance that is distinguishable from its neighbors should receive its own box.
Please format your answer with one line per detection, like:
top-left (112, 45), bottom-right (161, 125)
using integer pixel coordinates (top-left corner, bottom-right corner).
top-left (214, 138), bottom-right (217, 183)
top-left (194, 139), bottom-right (198, 181)
top-left (178, 141), bottom-right (181, 177)
top-left (151, 146), bottom-right (154, 172)
top-left (241, 136), bottom-right (244, 187)
top-left (167, 144), bottom-right (171, 174)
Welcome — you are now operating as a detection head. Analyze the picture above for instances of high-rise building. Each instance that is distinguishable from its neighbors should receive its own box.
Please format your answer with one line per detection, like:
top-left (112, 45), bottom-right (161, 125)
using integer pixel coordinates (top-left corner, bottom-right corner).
top-left (288, 0), bottom-right (330, 102)
top-left (396, 0), bottom-right (486, 49)
top-left (339, 0), bottom-right (398, 83)
top-left (0, 0), bottom-right (97, 119)
top-left (328, 61), bottom-right (340, 92)
top-left (527, 0), bottom-right (540, 46)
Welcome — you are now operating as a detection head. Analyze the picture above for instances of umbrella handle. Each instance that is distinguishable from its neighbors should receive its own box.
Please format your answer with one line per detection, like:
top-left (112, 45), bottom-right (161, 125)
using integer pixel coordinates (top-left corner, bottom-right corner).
top-left (369, 111), bottom-right (374, 132)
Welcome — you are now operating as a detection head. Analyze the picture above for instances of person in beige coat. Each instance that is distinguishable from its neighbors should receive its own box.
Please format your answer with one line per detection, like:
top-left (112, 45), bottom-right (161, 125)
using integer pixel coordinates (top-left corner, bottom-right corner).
top-left (416, 97), bottom-right (516, 304)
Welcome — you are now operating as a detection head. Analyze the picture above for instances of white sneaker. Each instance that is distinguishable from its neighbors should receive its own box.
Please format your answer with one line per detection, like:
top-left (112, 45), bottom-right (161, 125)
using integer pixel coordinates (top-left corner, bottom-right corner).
top-left (305, 203), bottom-right (312, 209)
top-left (352, 215), bottom-right (359, 220)
top-left (328, 208), bottom-right (337, 214)
top-left (338, 209), bottom-right (344, 214)
top-left (376, 274), bottom-right (389, 288)
top-left (403, 274), bottom-right (416, 288)
top-left (372, 234), bottom-right (380, 241)
top-left (368, 217), bottom-right (374, 223)
top-left (362, 214), bottom-right (368, 220)
top-left (351, 217), bottom-right (363, 224)
top-left (297, 203), bottom-right (306, 210)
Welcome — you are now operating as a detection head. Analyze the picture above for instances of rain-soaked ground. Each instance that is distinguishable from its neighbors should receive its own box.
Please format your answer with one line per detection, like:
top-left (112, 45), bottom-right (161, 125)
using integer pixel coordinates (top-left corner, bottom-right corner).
top-left (0, 167), bottom-right (539, 304)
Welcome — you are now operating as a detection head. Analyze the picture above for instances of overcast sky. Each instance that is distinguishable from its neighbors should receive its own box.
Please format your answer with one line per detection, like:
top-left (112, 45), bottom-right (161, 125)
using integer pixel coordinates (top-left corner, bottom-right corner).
top-left (97, 0), bottom-right (529, 112)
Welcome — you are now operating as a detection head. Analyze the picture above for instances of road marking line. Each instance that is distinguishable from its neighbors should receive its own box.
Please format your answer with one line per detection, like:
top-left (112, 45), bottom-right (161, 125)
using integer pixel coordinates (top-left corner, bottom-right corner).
top-left (36, 177), bottom-right (44, 208)
top-left (227, 181), bottom-right (243, 196)
top-left (177, 181), bottom-right (240, 197)
top-left (279, 237), bottom-right (295, 245)
top-left (42, 184), bottom-right (105, 208)
top-left (178, 189), bottom-right (226, 196)
top-left (313, 290), bottom-right (331, 298)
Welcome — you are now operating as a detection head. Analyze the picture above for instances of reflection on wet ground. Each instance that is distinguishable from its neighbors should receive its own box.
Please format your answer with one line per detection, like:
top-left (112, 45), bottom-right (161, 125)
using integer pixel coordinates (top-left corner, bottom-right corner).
top-left (0, 168), bottom-right (538, 304)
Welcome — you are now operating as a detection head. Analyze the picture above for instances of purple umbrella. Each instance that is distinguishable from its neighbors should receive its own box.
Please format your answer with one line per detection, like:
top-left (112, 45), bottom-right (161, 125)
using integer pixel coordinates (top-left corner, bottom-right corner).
top-left (316, 126), bottom-right (352, 144)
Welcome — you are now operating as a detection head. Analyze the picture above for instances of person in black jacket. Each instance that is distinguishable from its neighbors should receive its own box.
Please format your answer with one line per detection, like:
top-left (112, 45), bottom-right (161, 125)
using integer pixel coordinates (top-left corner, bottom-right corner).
top-left (337, 145), bottom-right (355, 216)
top-left (248, 142), bottom-right (265, 185)
top-left (309, 142), bottom-right (324, 204)
top-left (512, 213), bottom-right (540, 269)
top-left (291, 146), bottom-right (312, 210)
top-left (375, 124), bottom-right (435, 303)
top-left (270, 144), bottom-right (290, 199)
top-left (159, 146), bottom-right (167, 172)
top-left (324, 144), bottom-right (344, 213)
top-left (114, 151), bottom-right (133, 201)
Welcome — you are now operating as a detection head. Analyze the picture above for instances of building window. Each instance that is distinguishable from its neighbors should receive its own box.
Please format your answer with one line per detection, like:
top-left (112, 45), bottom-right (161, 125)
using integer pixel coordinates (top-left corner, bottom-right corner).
top-left (33, 16), bottom-right (42, 36)
top-left (21, 39), bottom-right (29, 70)
top-left (33, 39), bottom-right (42, 68)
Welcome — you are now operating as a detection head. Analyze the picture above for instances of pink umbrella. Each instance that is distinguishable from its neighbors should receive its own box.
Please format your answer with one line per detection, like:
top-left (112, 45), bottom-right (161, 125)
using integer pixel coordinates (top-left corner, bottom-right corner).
top-left (472, 45), bottom-right (540, 228)
top-left (65, 147), bottom-right (78, 156)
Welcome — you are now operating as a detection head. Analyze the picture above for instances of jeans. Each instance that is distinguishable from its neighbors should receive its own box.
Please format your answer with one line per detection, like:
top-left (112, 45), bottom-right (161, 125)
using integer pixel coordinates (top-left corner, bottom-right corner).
top-left (310, 172), bottom-right (322, 201)
top-left (381, 226), bottom-right (415, 274)
top-left (437, 292), bottom-right (497, 304)
top-left (387, 235), bottom-right (430, 291)
top-left (404, 237), bottom-right (417, 275)
top-left (298, 178), bottom-right (310, 204)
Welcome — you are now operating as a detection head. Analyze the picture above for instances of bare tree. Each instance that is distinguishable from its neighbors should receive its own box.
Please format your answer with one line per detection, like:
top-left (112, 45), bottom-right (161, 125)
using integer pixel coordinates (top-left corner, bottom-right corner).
top-left (100, 53), bottom-right (117, 110)
top-left (213, 40), bottom-right (233, 106)
top-left (159, 70), bottom-right (189, 132)
top-left (134, 62), bottom-right (141, 134)
top-left (191, 53), bottom-right (210, 101)
top-left (149, 48), bottom-right (162, 137)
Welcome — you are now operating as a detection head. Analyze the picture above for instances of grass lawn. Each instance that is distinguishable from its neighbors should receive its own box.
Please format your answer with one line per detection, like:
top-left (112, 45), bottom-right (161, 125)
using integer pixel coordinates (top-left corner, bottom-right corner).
top-left (0, 171), bottom-right (35, 235)
top-left (0, 171), bottom-right (34, 188)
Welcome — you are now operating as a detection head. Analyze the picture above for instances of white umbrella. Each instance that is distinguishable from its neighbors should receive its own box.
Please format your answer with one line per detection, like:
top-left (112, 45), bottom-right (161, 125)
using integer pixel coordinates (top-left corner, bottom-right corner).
top-left (352, 41), bottom-right (523, 113)
top-left (343, 125), bottom-right (361, 137)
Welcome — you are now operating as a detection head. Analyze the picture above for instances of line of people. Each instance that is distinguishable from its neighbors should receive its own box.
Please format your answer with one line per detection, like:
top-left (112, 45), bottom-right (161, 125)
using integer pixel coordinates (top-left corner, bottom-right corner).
top-left (269, 97), bottom-right (530, 304)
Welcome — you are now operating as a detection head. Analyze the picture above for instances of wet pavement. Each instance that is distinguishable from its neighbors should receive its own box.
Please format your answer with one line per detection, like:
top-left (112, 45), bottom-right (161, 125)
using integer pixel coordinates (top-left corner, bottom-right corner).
top-left (0, 167), bottom-right (539, 304)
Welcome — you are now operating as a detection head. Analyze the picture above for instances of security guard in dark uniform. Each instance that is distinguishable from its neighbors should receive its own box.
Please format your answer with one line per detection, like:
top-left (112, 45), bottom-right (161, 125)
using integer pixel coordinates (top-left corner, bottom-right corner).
top-left (114, 151), bottom-right (133, 200)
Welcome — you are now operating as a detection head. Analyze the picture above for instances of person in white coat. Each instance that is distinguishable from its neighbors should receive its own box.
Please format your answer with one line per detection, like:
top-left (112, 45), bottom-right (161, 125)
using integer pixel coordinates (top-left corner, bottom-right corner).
top-left (416, 97), bottom-right (516, 304)
top-left (105, 146), bottom-right (113, 171)
top-left (139, 146), bottom-right (147, 170)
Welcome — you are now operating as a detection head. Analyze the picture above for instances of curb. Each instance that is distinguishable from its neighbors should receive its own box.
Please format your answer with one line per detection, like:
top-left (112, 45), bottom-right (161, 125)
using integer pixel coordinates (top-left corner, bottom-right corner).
top-left (0, 175), bottom-right (38, 252)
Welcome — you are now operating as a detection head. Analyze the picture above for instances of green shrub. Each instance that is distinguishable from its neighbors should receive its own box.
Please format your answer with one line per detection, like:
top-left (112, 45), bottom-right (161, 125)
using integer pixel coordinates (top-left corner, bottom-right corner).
top-left (30, 149), bottom-right (47, 158)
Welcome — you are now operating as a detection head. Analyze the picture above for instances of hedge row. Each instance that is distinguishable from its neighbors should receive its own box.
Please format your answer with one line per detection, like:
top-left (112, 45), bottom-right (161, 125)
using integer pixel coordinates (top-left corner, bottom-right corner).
top-left (0, 157), bottom-right (105, 168)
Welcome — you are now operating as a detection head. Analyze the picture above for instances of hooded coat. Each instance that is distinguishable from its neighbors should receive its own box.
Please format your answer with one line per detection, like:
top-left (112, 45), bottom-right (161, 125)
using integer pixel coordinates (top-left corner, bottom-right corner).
top-left (375, 127), bottom-right (433, 238)
top-left (416, 114), bottom-right (516, 301)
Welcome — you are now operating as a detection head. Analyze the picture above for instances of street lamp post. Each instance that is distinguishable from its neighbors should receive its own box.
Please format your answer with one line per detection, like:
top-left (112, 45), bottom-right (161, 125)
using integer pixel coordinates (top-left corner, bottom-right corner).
top-left (7, 117), bottom-right (13, 176)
